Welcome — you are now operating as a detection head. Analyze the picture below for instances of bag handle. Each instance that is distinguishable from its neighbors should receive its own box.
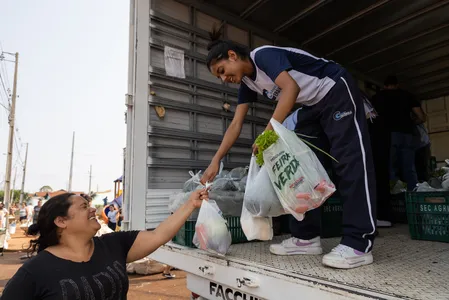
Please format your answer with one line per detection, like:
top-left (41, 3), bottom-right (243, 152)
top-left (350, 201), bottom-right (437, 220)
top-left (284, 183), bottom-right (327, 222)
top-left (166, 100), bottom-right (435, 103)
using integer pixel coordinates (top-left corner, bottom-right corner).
top-left (270, 118), bottom-right (339, 163)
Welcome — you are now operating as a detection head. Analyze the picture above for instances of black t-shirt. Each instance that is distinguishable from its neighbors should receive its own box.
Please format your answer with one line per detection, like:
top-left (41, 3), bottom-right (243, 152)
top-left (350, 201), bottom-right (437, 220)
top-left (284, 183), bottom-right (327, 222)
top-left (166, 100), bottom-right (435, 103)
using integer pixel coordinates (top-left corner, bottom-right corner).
top-left (1, 231), bottom-right (139, 300)
top-left (371, 89), bottom-right (421, 134)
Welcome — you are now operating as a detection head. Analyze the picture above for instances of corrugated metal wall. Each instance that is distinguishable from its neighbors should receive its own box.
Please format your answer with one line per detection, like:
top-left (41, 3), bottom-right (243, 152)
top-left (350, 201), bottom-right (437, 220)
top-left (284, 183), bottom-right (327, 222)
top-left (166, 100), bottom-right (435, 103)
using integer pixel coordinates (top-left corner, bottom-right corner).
top-left (142, 0), bottom-right (279, 228)
top-left (424, 95), bottom-right (449, 165)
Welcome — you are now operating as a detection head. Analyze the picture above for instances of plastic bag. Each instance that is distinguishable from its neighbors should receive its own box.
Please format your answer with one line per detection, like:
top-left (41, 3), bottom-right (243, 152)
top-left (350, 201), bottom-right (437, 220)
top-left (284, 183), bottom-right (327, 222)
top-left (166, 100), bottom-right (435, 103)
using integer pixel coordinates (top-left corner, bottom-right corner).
top-left (193, 200), bottom-right (232, 256)
top-left (238, 175), bottom-right (248, 192)
top-left (262, 119), bottom-right (336, 221)
top-left (244, 156), bottom-right (286, 217)
top-left (170, 191), bottom-right (244, 220)
top-left (391, 180), bottom-right (407, 194)
top-left (211, 178), bottom-right (239, 191)
top-left (240, 205), bottom-right (273, 241)
top-left (183, 170), bottom-right (202, 192)
top-left (227, 167), bottom-right (248, 181)
top-left (208, 191), bottom-right (244, 216)
top-left (215, 170), bottom-right (229, 180)
top-left (415, 182), bottom-right (445, 192)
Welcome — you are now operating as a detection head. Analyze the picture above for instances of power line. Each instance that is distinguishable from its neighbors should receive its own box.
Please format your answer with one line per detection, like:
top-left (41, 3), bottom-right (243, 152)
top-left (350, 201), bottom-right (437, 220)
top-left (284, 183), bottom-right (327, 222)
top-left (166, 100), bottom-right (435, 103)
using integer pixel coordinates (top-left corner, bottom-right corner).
top-left (0, 101), bottom-right (8, 111)
top-left (0, 41), bottom-right (11, 90)
top-left (0, 73), bottom-right (9, 100)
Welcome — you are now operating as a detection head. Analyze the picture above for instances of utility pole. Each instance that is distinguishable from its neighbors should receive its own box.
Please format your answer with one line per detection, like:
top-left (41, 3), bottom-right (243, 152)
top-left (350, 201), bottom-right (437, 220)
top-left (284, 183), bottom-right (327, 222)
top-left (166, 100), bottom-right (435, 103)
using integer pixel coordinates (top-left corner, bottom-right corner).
top-left (68, 132), bottom-right (75, 192)
top-left (3, 52), bottom-right (19, 212)
top-left (19, 143), bottom-right (29, 204)
top-left (10, 166), bottom-right (17, 202)
top-left (88, 165), bottom-right (92, 194)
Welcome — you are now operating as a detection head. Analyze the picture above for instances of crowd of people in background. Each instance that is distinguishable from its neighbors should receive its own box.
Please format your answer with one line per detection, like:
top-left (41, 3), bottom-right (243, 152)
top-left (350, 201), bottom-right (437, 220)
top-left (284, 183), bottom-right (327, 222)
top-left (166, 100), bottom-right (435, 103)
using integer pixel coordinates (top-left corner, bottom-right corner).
top-left (369, 75), bottom-right (429, 227)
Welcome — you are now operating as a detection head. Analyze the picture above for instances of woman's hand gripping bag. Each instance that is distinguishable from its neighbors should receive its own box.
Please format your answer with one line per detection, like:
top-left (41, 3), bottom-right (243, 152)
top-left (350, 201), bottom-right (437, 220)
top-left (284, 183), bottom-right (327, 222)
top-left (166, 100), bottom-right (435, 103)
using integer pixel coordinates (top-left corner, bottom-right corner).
top-left (262, 118), bottom-right (336, 221)
top-left (193, 200), bottom-right (232, 256)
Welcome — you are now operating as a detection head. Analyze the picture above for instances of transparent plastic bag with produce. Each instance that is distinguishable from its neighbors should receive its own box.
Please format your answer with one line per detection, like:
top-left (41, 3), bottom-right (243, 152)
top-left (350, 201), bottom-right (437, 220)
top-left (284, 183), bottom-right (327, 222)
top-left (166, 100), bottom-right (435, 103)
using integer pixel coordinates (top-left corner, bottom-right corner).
top-left (258, 118), bottom-right (336, 221)
top-left (193, 200), bottom-right (232, 256)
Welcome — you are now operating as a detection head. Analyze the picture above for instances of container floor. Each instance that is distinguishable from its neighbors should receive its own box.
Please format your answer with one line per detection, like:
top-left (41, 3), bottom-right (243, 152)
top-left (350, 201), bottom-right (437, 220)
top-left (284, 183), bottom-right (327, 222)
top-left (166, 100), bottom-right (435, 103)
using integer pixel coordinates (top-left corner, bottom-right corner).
top-left (167, 225), bottom-right (449, 300)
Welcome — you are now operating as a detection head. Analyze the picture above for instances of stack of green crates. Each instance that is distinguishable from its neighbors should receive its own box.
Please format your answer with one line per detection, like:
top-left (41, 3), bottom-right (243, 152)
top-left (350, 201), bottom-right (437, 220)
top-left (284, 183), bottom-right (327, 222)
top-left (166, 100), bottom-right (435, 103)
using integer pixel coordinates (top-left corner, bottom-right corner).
top-left (405, 191), bottom-right (449, 243)
top-left (391, 192), bottom-right (408, 223)
top-left (172, 216), bottom-right (247, 248)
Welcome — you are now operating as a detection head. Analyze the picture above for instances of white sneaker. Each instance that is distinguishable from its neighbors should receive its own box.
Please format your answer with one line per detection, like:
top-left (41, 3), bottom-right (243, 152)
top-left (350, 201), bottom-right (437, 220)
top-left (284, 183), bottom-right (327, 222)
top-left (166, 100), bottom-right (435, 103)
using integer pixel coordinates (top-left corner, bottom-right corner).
top-left (377, 219), bottom-right (392, 228)
top-left (269, 236), bottom-right (323, 255)
top-left (322, 244), bottom-right (373, 269)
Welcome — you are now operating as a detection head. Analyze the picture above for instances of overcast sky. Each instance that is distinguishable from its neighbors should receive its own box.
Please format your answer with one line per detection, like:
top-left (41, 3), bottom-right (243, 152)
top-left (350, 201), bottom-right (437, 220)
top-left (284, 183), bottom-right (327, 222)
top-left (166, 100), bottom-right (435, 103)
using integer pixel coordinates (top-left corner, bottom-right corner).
top-left (0, 0), bottom-right (129, 193)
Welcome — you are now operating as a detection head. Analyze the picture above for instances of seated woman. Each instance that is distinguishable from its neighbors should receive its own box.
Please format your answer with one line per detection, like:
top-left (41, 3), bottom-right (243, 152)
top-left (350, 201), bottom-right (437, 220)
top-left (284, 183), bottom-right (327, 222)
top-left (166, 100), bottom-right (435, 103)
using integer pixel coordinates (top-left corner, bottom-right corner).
top-left (1, 190), bottom-right (208, 299)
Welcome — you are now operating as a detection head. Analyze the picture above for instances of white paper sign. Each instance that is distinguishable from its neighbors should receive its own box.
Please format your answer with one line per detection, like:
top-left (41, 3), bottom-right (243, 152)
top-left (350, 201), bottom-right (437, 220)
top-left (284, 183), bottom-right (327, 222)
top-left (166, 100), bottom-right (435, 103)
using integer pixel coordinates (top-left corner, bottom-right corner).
top-left (164, 46), bottom-right (185, 78)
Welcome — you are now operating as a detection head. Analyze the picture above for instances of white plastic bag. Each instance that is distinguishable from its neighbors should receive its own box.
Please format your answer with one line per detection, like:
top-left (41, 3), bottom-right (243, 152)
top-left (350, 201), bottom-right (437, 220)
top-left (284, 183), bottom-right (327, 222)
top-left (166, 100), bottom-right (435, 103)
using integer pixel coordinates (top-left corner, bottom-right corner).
top-left (193, 200), bottom-right (232, 256)
top-left (263, 118), bottom-right (336, 221)
top-left (183, 170), bottom-right (202, 192)
top-left (244, 156), bottom-right (286, 217)
top-left (240, 205), bottom-right (273, 241)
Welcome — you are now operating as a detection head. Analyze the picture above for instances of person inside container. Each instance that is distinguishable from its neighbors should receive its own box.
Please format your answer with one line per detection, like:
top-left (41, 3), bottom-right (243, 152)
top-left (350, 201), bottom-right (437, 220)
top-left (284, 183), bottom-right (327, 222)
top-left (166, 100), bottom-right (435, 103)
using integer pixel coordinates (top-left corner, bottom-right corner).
top-left (1, 190), bottom-right (208, 299)
top-left (200, 26), bottom-right (376, 269)
top-left (372, 75), bottom-right (426, 191)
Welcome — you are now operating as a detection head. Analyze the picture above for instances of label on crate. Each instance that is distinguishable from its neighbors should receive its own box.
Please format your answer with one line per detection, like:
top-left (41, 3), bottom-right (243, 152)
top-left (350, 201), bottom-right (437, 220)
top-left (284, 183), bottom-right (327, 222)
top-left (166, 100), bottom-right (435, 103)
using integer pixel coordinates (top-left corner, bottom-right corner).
top-left (422, 225), bottom-right (448, 237)
top-left (419, 204), bottom-right (449, 213)
top-left (424, 197), bottom-right (446, 204)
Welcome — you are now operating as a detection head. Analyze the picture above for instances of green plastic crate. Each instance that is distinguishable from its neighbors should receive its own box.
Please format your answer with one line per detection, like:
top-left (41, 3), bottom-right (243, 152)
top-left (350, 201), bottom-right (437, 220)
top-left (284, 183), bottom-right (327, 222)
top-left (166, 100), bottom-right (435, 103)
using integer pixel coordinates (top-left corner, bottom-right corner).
top-left (173, 216), bottom-right (247, 248)
top-left (405, 192), bottom-right (449, 243)
top-left (321, 197), bottom-right (343, 238)
top-left (391, 193), bottom-right (408, 224)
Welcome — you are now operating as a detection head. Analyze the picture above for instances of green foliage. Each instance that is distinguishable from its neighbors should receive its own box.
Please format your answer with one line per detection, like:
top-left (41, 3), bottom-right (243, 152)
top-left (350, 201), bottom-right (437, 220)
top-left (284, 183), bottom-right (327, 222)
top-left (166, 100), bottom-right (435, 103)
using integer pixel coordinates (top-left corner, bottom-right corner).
top-left (0, 190), bottom-right (28, 204)
top-left (254, 130), bottom-right (279, 166)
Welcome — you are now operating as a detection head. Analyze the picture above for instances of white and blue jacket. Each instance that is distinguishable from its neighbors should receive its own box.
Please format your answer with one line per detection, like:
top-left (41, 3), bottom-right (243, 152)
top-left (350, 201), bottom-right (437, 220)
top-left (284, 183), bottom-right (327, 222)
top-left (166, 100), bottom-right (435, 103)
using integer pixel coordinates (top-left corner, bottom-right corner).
top-left (239, 46), bottom-right (345, 106)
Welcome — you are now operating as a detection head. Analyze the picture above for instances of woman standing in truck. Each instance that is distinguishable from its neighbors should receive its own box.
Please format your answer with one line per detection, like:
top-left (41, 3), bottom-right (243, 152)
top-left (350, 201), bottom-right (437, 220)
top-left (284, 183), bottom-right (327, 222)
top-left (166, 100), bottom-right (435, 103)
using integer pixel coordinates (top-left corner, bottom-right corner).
top-left (200, 27), bottom-right (377, 269)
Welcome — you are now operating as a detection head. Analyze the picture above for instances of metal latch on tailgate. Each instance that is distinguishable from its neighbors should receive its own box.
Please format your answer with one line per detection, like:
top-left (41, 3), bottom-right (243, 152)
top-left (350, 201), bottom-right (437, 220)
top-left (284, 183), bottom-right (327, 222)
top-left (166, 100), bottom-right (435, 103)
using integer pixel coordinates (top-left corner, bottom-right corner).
top-left (198, 264), bottom-right (215, 276)
top-left (236, 276), bottom-right (259, 288)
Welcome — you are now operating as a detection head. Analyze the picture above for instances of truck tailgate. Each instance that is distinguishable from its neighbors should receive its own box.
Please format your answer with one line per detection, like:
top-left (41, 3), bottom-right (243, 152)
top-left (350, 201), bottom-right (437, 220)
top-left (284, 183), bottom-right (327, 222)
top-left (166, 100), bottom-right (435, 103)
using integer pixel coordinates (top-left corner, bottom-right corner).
top-left (151, 225), bottom-right (448, 300)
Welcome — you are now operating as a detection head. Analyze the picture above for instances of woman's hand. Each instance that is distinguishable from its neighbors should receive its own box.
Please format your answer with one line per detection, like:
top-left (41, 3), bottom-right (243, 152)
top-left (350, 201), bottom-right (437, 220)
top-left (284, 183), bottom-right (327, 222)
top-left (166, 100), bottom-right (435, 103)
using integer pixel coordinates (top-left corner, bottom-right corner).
top-left (189, 189), bottom-right (209, 209)
top-left (252, 143), bottom-right (259, 155)
top-left (200, 160), bottom-right (220, 185)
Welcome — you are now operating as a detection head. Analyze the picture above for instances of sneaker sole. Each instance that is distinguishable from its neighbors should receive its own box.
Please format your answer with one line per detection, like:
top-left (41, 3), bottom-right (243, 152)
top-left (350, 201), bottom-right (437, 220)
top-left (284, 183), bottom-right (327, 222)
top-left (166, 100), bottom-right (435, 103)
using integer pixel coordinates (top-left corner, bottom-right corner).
top-left (322, 254), bottom-right (373, 269)
top-left (270, 246), bottom-right (323, 256)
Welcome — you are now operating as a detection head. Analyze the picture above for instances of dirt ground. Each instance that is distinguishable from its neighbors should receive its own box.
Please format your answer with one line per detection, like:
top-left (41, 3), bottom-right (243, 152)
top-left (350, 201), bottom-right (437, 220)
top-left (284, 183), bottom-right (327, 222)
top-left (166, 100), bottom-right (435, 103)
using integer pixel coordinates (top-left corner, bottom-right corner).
top-left (0, 231), bottom-right (192, 299)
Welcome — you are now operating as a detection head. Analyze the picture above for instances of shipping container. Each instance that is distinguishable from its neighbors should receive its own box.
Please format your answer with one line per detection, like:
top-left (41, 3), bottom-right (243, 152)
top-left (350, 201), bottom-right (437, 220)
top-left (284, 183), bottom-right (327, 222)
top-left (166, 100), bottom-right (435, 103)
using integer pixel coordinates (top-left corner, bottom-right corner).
top-left (124, 0), bottom-right (449, 299)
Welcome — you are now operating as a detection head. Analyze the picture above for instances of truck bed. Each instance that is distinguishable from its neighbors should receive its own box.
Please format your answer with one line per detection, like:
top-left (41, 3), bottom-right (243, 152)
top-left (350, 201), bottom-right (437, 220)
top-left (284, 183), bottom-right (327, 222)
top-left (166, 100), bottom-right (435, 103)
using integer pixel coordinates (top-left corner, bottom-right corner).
top-left (151, 225), bottom-right (449, 300)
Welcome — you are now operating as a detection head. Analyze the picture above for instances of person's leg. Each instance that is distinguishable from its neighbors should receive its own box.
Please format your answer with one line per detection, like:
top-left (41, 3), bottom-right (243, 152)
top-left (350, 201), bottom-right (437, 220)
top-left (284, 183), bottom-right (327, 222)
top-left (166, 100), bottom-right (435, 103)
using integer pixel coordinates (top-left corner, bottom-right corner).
top-left (163, 265), bottom-right (176, 279)
top-left (390, 133), bottom-right (399, 182)
top-left (415, 144), bottom-right (431, 182)
top-left (315, 71), bottom-right (376, 268)
top-left (108, 222), bottom-right (116, 231)
top-left (0, 232), bottom-right (5, 256)
top-left (423, 144), bottom-right (432, 181)
top-left (369, 121), bottom-right (392, 225)
top-left (397, 133), bottom-right (419, 190)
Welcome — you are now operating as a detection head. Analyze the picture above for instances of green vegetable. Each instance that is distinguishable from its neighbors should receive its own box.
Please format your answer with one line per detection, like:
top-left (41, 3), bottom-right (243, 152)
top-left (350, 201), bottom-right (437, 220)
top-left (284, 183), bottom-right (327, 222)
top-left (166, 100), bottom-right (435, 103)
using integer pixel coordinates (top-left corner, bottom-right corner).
top-left (254, 130), bottom-right (279, 166)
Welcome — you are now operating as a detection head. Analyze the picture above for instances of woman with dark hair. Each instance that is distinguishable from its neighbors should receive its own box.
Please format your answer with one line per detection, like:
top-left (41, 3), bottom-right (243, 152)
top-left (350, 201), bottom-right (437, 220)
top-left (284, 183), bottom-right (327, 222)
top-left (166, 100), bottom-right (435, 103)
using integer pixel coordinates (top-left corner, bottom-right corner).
top-left (200, 26), bottom-right (376, 269)
top-left (1, 190), bottom-right (208, 299)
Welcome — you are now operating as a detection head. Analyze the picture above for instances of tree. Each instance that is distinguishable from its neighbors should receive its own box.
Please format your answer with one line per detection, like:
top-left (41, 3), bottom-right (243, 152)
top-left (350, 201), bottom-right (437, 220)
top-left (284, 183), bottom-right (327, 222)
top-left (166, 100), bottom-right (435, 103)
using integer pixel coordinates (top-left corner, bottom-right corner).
top-left (0, 190), bottom-right (27, 204)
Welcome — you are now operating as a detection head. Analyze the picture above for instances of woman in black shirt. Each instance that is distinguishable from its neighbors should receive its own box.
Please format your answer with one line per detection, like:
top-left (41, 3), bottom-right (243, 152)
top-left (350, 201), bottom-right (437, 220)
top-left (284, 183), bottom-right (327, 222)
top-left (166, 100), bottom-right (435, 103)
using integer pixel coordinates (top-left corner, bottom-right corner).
top-left (1, 190), bottom-right (208, 299)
